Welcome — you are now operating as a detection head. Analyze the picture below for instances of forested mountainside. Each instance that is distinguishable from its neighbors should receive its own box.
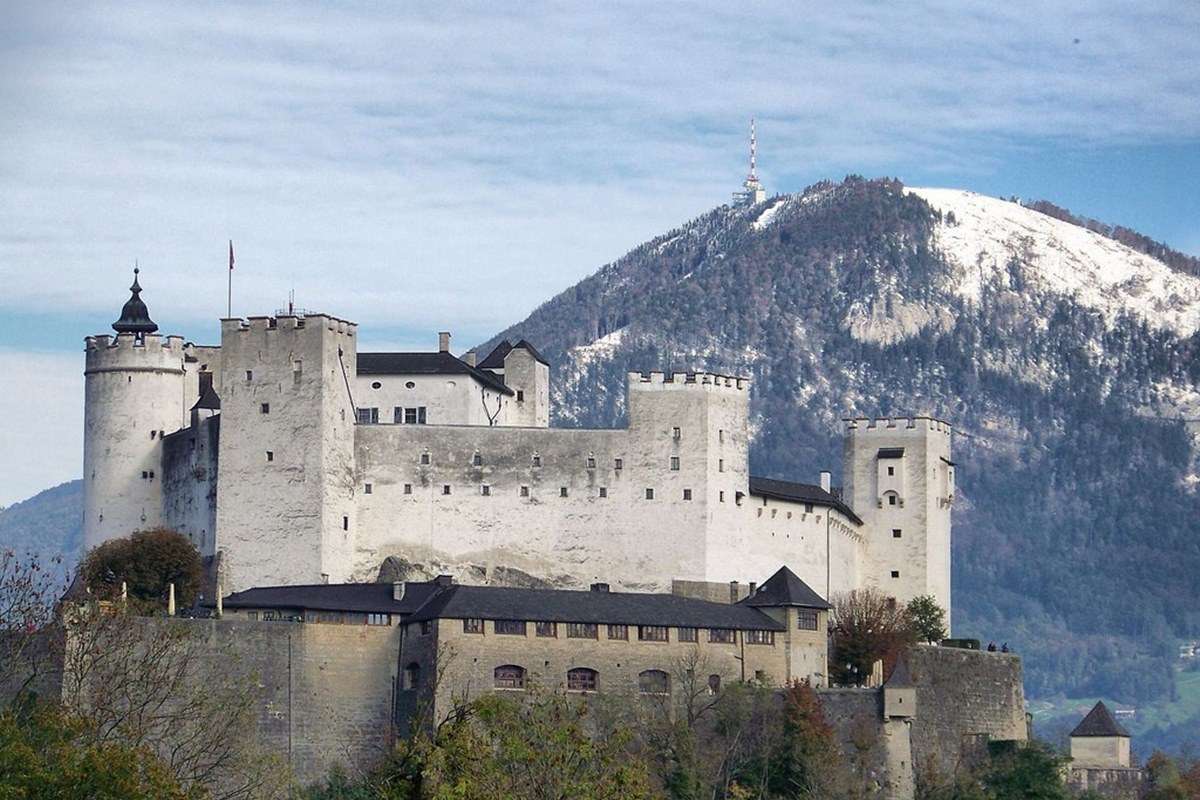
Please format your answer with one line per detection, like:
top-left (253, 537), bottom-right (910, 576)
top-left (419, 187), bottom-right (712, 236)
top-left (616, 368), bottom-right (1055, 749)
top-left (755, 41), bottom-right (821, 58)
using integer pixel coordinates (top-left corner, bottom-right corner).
top-left (481, 177), bottom-right (1200, 732)
top-left (0, 480), bottom-right (82, 575)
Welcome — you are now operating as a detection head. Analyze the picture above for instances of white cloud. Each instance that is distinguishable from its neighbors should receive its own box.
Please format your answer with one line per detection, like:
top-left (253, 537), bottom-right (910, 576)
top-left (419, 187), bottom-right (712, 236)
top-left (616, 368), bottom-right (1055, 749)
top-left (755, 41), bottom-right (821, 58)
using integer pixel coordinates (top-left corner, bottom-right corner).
top-left (0, 349), bottom-right (82, 507)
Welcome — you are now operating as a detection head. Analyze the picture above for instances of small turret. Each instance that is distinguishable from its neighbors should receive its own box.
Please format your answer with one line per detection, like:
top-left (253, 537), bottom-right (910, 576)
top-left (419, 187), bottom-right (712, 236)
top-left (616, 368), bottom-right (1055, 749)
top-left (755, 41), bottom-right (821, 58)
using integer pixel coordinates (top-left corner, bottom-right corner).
top-left (112, 268), bottom-right (159, 334)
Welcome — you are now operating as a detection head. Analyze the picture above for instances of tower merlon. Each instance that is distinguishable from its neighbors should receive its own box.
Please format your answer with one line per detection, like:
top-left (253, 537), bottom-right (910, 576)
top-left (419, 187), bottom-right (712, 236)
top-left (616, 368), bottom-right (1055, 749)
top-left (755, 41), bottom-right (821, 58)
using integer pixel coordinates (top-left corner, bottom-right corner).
top-left (222, 313), bottom-right (358, 336)
top-left (628, 370), bottom-right (750, 392)
top-left (844, 415), bottom-right (952, 434)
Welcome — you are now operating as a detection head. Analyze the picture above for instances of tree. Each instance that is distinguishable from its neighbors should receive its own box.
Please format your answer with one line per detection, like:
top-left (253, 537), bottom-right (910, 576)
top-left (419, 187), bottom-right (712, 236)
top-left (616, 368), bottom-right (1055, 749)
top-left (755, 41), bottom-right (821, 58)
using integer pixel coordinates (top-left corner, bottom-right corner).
top-left (907, 595), bottom-right (948, 644)
top-left (981, 741), bottom-right (1071, 800)
top-left (0, 547), bottom-right (65, 705)
top-left (0, 705), bottom-right (195, 799)
top-left (830, 588), bottom-right (916, 686)
top-left (766, 681), bottom-right (846, 798)
top-left (81, 528), bottom-right (202, 611)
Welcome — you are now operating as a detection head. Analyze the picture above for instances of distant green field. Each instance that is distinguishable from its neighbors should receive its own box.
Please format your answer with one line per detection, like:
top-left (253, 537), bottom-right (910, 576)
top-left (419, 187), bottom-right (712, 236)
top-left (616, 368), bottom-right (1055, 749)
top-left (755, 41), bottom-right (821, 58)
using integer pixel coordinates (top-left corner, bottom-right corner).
top-left (1029, 666), bottom-right (1200, 742)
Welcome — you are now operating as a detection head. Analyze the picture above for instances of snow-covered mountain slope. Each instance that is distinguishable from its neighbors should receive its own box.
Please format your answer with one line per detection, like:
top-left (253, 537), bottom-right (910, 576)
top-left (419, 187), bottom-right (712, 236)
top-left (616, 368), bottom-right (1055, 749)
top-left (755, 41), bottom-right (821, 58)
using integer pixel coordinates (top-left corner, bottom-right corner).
top-left (481, 177), bottom-right (1200, 721)
top-left (910, 187), bottom-right (1200, 336)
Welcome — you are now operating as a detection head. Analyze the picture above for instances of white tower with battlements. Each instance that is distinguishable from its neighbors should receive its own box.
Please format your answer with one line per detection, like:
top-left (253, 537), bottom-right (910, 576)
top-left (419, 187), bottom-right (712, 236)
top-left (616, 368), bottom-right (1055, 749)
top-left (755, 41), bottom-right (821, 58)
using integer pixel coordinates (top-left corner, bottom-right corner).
top-left (82, 270), bottom-right (190, 550)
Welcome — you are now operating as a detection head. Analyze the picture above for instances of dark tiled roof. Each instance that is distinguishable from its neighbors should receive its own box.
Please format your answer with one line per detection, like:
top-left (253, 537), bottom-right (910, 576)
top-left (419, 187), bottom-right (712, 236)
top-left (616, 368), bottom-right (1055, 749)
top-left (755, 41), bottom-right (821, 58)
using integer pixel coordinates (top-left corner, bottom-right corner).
top-left (1070, 702), bottom-right (1130, 738)
top-left (191, 379), bottom-right (221, 411)
top-left (356, 351), bottom-right (512, 395)
top-left (222, 581), bottom-right (441, 615)
top-left (748, 476), bottom-right (863, 525)
top-left (477, 341), bottom-right (513, 369)
top-left (741, 566), bottom-right (830, 610)
top-left (406, 584), bottom-right (784, 631)
top-left (512, 339), bottom-right (549, 366)
top-left (885, 656), bottom-right (914, 688)
top-left (878, 447), bottom-right (906, 459)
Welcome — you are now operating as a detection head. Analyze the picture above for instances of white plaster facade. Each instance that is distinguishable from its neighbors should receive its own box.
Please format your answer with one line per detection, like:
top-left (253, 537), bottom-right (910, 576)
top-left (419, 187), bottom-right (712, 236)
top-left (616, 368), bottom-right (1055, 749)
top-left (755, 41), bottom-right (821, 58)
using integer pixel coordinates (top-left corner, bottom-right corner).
top-left (83, 303), bottom-right (954, 608)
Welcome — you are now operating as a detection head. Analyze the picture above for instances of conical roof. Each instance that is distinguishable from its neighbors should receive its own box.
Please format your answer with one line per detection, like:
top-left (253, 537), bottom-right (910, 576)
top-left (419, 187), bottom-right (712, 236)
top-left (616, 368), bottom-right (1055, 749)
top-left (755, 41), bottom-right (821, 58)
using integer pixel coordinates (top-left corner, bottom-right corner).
top-left (741, 566), bottom-right (831, 609)
top-left (1070, 701), bottom-right (1130, 738)
top-left (112, 268), bottom-right (158, 334)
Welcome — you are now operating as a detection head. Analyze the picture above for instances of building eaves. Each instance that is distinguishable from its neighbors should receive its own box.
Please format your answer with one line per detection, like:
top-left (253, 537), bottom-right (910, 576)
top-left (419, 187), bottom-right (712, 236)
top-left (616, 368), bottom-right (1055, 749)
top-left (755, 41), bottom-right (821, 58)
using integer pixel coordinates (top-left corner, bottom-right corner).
top-left (747, 476), bottom-right (863, 525)
top-left (222, 581), bottom-right (440, 615)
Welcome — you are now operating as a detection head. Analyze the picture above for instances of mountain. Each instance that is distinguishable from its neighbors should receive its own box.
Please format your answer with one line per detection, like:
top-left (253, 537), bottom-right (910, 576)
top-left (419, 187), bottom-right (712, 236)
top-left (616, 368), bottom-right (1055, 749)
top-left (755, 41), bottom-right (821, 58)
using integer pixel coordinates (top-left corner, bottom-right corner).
top-left (0, 479), bottom-right (83, 573)
top-left (481, 177), bottom-right (1200, 749)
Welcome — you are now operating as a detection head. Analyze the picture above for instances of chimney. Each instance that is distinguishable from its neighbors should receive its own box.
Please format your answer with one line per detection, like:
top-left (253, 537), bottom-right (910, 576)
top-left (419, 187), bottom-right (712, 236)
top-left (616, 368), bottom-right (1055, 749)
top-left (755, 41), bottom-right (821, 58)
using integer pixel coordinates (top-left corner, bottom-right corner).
top-left (438, 331), bottom-right (451, 353)
top-left (820, 471), bottom-right (832, 493)
top-left (729, 580), bottom-right (739, 603)
top-left (464, 351), bottom-right (477, 367)
top-left (748, 581), bottom-right (757, 598)
top-left (590, 582), bottom-right (610, 593)
top-left (392, 581), bottom-right (406, 602)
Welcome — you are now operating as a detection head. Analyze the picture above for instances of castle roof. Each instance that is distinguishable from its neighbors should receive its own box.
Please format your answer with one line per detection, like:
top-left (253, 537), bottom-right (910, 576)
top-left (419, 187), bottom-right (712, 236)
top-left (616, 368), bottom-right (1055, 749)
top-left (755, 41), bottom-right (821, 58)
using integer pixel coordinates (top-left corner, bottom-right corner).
top-left (112, 268), bottom-right (158, 334)
top-left (222, 580), bottom-right (442, 615)
top-left (748, 476), bottom-right (863, 525)
top-left (1070, 701), bottom-right (1130, 738)
top-left (477, 339), bottom-right (549, 369)
top-left (740, 566), bottom-right (830, 610)
top-left (405, 583), bottom-right (785, 631)
top-left (357, 351), bottom-right (512, 395)
top-left (191, 373), bottom-right (221, 411)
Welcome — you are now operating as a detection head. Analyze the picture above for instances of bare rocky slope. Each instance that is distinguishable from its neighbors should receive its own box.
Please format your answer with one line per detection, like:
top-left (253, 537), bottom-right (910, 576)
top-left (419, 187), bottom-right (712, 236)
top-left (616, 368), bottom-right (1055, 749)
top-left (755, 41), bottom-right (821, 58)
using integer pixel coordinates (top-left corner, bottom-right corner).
top-left (479, 176), bottom-right (1200, 749)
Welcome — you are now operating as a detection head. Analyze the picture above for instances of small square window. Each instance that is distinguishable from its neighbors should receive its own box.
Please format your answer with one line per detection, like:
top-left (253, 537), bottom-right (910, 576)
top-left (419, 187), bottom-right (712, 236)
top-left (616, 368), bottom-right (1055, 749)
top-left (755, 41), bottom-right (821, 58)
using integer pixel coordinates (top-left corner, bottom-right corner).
top-left (403, 483), bottom-right (413, 494)
top-left (672, 427), bottom-right (681, 440)
top-left (719, 491), bottom-right (725, 503)
top-left (893, 529), bottom-right (902, 538)
top-left (797, 609), bottom-right (819, 631)
top-left (718, 429), bottom-right (724, 442)
top-left (718, 458), bottom-right (724, 473)
top-left (535, 621), bottom-right (556, 638)
top-left (645, 488), bottom-right (654, 500)
top-left (607, 624), bottom-right (628, 640)
top-left (888, 466), bottom-right (895, 476)
top-left (417, 406), bottom-right (426, 424)
top-left (463, 618), bottom-right (484, 634)
top-left (364, 483), bottom-right (372, 494)
top-left (342, 516), bottom-right (349, 531)
top-left (266, 451), bottom-right (274, 462)
top-left (420, 453), bottom-right (431, 465)
top-left (516, 390), bottom-right (525, 402)
top-left (405, 408), bottom-right (418, 424)
top-left (261, 403), bottom-right (270, 414)
top-left (532, 455), bottom-right (542, 468)
top-left (683, 488), bottom-right (692, 501)
top-left (442, 485), bottom-right (451, 495)
top-left (804, 503), bottom-right (814, 513)
top-left (520, 485), bottom-right (530, 497)
top-left (560, 487), bottom-right (568, 498)
top-left (141, 470), bottom-right (149, 479)
top-left (245, 370), bottom-right (253, 381)
top-left (891, 570), bottom-right (900, 579)
top-left (614, 458), bottom-right (623, 470)
top-left (481, 484), bottom-right (491, 496)
top-left (598, 487), bottom-right (607, 498)
top-left (888, 495), bottom-right (897, 506)
top-left (472, 453), bottom-right (482, 466)
top-left (678, 627), bottom-right (697, 642)
top-left (586, 456), bottom-right (596, 469)
top-left (670, 456), bottom-right (680, 471)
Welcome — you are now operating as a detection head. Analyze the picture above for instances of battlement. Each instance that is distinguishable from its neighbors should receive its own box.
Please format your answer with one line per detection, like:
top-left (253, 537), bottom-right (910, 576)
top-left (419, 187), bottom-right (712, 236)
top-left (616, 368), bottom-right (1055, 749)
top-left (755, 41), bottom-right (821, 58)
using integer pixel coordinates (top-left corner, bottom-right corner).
top-left (844, 416), bottom-right (952, 435)
top-left (221, 313), bottom-right (357, 338)
top-left (84, 332), bottom-right (187, 372)
top-left (628, 370), bottom-right (750, 393)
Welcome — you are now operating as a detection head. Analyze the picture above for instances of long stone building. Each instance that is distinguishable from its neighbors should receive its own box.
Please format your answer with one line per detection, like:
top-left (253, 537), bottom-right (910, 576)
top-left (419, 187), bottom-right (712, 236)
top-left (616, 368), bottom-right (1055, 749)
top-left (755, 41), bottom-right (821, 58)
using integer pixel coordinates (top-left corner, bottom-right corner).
top-left (83, 272), bottom-right (954, 615)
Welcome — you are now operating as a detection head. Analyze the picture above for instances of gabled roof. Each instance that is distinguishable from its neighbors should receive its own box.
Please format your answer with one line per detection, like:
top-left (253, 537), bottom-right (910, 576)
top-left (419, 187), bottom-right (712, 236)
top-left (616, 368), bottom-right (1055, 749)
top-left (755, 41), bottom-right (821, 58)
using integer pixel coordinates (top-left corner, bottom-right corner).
top-left (740, 566), bottom-right (831, 610)
top-left (747, 476), bottom-right (863, 525)
top-left (477, 341), bottom-right (513, 370)
top-left (1070, 701), bottom-right (1130, 738)
top-left (222, 581), bottom-right (442, 615)
top-left (878, 447), bottom-right (906, 459)
top-left (512, 339), bottom-right (549, 366)
top-left (356, 351), bottom-right (512, 395)
top-left (406, 584), bottom-right (784, 631)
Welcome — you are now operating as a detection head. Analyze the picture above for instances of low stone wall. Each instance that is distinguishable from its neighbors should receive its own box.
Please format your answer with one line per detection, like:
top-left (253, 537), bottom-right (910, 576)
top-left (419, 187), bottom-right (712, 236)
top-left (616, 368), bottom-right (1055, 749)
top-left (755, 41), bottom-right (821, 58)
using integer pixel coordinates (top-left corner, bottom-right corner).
top-left (1068, 766), bottom-right (1146, 799)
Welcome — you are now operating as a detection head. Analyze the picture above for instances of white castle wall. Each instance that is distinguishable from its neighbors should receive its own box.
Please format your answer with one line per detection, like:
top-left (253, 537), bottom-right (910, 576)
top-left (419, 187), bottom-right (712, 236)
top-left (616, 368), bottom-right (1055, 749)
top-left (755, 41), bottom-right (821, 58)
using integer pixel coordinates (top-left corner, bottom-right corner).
top-left (500, 347), bottom-right (550, 427)
top-left (214, 315), bottom-right (358, 592)
top-left (352, 373), bottom-right (510, 427)
top-left (82, 333), bottom-right (190, 550)
top-left (843, 417), bottom-right (953, 621)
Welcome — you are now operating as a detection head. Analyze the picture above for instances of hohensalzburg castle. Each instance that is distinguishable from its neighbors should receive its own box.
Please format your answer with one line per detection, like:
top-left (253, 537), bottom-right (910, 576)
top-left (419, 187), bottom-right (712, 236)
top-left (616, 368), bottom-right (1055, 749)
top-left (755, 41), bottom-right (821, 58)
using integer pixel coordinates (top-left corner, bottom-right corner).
top-left (83, 270), bottom-right (954, 613)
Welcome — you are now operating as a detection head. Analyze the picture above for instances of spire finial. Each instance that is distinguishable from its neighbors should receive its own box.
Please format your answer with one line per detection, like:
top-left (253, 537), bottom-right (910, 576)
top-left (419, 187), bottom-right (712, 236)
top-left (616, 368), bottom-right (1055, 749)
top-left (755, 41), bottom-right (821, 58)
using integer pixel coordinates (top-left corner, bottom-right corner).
top-left (113, 265), bottom-right (158, 334)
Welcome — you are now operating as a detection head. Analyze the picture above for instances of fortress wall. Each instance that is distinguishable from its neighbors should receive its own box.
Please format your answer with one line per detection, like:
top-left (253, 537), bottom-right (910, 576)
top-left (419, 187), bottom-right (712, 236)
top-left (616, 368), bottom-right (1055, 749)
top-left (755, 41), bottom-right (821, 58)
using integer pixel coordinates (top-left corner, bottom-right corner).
top-left (354, 373), bottom-right (512, 427)
top-left (161, 415), bottom-right (219, 557)
top-left (904, 645), bottom-right (1026, 776)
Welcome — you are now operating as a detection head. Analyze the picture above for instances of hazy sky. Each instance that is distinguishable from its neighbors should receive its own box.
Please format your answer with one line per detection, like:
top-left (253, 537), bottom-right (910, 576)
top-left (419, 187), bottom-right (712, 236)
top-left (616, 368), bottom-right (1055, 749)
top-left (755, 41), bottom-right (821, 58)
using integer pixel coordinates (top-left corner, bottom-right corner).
top-left (1, 1), bottom-right (1198, 505)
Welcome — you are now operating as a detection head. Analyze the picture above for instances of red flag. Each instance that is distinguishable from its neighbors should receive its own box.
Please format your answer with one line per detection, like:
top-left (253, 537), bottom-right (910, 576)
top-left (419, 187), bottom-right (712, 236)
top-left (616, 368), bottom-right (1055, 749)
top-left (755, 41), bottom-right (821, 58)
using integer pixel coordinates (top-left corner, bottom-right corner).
top-left (229, 240), bottom-right (235, 271)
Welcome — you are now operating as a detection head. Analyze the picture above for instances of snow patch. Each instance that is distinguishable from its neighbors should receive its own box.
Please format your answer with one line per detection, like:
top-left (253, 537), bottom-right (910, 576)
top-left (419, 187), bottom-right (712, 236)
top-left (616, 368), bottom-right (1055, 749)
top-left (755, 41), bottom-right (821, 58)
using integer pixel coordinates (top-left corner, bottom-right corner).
top-left (568, 328), bottom-right (625, 370)
top-left (752, 197), bottom-right (788, 231)
top-left (908, 187), bottom-right (1200, 336)
top-left (844, 298), bottom-right (949, 345)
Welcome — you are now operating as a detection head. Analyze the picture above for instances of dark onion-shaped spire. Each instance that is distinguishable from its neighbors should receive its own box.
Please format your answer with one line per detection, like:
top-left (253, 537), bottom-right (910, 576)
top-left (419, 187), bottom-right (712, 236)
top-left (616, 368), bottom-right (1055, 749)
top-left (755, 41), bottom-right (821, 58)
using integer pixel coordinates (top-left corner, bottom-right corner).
top-left (112, 267), bottom-right (158, 334)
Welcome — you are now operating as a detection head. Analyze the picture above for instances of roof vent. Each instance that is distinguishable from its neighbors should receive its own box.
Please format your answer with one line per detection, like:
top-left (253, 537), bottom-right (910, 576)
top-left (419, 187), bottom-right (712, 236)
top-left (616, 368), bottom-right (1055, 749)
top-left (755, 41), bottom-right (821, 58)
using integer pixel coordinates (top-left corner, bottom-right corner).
top-left (590, 582), bottom-right (610, 593)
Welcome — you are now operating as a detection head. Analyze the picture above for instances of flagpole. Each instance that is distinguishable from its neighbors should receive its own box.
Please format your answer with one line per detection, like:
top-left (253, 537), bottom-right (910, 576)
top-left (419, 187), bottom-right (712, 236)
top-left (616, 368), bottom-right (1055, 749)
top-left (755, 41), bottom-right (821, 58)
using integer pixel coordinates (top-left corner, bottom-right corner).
top-left (227, 240), bottom-right (233, 318)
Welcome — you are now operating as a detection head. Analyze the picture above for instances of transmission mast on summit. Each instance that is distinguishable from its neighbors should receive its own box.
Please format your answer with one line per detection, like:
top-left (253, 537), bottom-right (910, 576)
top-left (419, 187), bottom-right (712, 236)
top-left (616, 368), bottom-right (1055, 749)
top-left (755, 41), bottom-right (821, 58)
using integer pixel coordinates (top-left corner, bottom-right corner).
top-left (732, 118), bottom-right (767, 206)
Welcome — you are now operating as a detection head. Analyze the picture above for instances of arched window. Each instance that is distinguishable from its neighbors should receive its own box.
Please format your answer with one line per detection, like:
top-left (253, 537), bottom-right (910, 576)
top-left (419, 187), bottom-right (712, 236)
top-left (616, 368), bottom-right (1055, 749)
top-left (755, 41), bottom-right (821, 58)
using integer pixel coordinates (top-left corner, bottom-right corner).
top-left (639, 669), bottom-right (670, 695)
top-left (494, 665), bottom-right (526, 690)
top-left (566, 667), bottom-right (598, 692)
top-left (403, 662), bottom-right (420, 690)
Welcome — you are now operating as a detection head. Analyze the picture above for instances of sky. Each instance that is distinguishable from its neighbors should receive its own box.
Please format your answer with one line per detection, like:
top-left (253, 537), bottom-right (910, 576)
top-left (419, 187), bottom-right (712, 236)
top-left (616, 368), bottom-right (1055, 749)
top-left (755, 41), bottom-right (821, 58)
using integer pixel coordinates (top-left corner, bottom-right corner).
top-left (1, 1), bottom-right (1198, 506)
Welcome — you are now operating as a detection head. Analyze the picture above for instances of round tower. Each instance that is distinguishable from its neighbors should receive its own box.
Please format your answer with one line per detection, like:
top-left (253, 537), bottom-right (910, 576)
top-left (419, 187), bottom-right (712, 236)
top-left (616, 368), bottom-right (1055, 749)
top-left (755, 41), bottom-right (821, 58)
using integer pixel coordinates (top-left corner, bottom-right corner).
top-left (82, 270), bottom-right (188, 551)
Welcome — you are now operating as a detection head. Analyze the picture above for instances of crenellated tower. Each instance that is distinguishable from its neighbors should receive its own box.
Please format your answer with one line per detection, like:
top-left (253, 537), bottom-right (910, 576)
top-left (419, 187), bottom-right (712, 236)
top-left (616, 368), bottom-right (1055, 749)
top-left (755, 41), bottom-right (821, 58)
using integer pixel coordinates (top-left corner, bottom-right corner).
top-left (842, 416), bottom-right (954, 624)
top-left (82, 270), bottom-right (190, 550)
